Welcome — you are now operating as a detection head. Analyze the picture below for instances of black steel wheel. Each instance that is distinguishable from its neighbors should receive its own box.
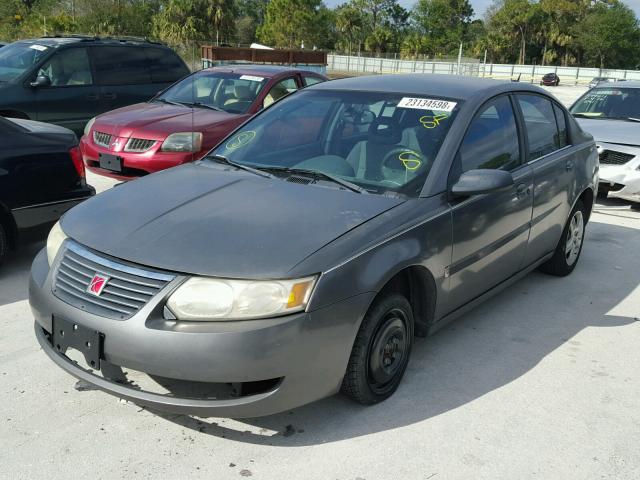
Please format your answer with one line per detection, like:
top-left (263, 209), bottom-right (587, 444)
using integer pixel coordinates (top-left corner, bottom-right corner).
top-left (341, 293), bottom-right (414, 405)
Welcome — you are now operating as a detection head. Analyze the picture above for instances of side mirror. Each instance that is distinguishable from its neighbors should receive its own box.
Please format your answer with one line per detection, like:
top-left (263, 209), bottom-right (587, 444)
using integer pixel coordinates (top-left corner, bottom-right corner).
top-left (451, 169), bottom-right (514, 197)
top-left (30, 75), bottom-right (51, 88)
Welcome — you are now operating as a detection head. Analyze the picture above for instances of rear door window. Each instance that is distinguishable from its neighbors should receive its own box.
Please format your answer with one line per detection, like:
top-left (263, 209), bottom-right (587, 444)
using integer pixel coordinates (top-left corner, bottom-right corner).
top-left (553, 103), bottom-right (569, 148)
top-left (145, 48), bottom-right (189, 83)
top-left (516, 94), bottom-right (560, 160)
top-left (263, 77), bottom-right (298, 108)
top-left (91, 46), bottom-right (151, 85)
top-left (459, 96), bottom-right (521, 172)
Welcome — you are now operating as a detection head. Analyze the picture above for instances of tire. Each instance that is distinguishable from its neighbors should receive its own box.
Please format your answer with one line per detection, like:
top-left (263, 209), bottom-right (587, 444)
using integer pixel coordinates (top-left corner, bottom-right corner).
top-left (0, 221), bottom-right (7, 267)
top-left (539, 200), bottom-right (587, 276)
top-left (341, 293), bottom-right (414, 405)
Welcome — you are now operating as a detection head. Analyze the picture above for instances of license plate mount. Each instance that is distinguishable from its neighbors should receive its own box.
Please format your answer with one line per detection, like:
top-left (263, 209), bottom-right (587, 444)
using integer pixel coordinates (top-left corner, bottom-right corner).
top-left (98, 153), bottom-right (122, 172)
top-left (51, 317), bottom-right (104, 370)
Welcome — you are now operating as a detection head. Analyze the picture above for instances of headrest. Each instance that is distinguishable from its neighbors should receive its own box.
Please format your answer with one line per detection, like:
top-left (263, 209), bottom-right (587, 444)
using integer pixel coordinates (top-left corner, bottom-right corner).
top-left (368, 118), bottom-right (402, 145)
top-left (234, 85), bottom-right (252, 100)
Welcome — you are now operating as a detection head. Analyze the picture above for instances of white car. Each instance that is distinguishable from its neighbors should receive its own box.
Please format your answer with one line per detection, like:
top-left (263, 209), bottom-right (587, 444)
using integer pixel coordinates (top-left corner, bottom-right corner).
top-left (571, 83), bottom-right (640, 203)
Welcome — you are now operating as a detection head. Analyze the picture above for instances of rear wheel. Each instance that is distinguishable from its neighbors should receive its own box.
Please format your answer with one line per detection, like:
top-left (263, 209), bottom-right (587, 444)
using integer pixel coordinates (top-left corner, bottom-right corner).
top-left (341, 293), bottom-right (414, 405)
top-left (539, 200), bottom-right (586, 276)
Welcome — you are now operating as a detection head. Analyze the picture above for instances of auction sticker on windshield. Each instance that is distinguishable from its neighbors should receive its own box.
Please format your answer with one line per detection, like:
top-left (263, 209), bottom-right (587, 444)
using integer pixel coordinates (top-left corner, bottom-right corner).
top-left (239, 75), bottom-right (264, 82)
top-left (398, 97), bottom-right (457, 111)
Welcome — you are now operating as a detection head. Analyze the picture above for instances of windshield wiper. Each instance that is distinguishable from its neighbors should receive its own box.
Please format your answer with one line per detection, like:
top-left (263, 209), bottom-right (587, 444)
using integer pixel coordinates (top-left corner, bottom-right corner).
top-left (152, 97), bottom-right (182, 107)
top-left (179, 101), bottom-right (224, 112)
top-left (260, 166), bottom-right (367, 194)
top-left (209, 155), bottom-right (274, 179)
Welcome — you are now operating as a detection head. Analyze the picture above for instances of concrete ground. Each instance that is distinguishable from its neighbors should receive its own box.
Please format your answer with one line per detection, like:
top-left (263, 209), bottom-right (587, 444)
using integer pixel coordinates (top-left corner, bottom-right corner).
top-left (2, 86), bottom-right (639, 479)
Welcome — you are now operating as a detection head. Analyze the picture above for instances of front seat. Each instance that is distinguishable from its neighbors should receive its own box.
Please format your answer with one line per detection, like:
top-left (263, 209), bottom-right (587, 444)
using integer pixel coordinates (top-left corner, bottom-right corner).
top-left (223, 85), bottom-right (254, 111)
top-left (346, 118), bottom-right (408, 181)
top-left (263, 84), bottom-right (290, 108)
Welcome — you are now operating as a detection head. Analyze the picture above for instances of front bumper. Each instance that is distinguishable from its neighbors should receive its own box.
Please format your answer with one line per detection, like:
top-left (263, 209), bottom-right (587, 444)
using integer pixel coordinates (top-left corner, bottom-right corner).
top-left (29, 246), bottom-right (373, 417)
top-left (599, 165), bottom-right (640, 204)
top-left (79, 136), bottom-right (200, 180)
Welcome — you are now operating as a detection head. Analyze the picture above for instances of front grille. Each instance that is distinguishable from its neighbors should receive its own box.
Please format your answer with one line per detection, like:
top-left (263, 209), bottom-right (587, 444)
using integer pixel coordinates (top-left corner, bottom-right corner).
top-left (53, 242), bottom-right (175, 320)
top-left (600, 150), bottom-right (635, 165)
top-left (125, 138), bottom-right (156, 152)
top-left (93, 131), bottom-right (112, 148)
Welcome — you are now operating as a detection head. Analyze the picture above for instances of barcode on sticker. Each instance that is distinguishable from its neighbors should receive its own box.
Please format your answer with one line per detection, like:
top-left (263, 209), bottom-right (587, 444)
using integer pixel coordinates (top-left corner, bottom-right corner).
top-left (398, 97), bottom-right (457, 112)
top-left (239, 75), bottom-right (264, 82)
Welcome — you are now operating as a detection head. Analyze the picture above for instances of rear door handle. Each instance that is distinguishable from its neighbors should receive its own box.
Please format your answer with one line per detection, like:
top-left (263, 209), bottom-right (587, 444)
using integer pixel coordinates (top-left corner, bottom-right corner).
top-left (566, 159), bottom-right (575, 171)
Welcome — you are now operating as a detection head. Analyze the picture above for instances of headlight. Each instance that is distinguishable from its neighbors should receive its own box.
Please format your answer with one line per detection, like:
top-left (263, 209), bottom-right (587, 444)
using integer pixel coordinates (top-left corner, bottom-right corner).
top-left (84, 117), bottom-right (96, 137)
top-left (166, 276), bottom-right (318, 321)
top-left (160, 132), bottom-right (203, 152)
top-left (46, 221), bottom-right (67, 267)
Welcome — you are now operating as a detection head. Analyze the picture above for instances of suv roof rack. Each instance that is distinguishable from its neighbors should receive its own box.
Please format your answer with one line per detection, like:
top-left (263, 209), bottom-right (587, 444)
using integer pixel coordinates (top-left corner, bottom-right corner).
top-left (43, 34), bottom-right (164, 46)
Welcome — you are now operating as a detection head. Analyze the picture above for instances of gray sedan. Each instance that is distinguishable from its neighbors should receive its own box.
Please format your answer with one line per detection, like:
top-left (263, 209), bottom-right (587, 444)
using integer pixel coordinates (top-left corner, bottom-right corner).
top-left (30, 74), bottom-right (599, 417)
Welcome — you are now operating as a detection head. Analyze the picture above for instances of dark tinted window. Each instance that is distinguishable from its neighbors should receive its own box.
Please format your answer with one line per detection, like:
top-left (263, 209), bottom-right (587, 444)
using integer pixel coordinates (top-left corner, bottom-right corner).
top-left (92, 46), bottom-right (151, 85)
top-left (145, 48), bottom-right (188, 83)
top-left (517, 94), bottom-right (559, 160)
top-left (460, 96), bottom-right (521, 172)
top-left (37, 47), bottom-right (93, 86)
top-left (553, 103), bottom-right (568, 148)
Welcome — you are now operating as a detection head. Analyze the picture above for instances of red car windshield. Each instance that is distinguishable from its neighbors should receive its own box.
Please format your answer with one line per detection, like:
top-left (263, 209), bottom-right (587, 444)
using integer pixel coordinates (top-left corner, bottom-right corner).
top-left (157, 71), bottom-right (268, 114)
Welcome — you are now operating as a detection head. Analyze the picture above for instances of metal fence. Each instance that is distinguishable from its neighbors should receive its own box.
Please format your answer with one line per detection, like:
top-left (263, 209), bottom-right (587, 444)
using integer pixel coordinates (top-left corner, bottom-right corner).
top-left (328, 54), bottom-right (640, 85)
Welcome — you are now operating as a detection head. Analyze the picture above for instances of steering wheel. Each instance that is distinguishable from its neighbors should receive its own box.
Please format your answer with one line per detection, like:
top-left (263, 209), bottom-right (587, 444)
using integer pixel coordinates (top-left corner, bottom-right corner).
top-left (380, 147), bottom-right (429, 186)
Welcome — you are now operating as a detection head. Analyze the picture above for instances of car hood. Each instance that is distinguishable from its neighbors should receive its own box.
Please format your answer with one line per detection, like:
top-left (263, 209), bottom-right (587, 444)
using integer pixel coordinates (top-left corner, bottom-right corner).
top-left (576, 118), bottom-right (640, 147)
top-left (61, 163), bottom-right (404, 278)
top-left (94, 102), bottom-right (243, 138)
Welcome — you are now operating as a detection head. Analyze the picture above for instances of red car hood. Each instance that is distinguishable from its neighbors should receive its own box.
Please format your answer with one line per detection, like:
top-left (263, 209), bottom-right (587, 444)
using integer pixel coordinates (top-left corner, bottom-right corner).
top-left (92, 102), bottom-right (248, 141)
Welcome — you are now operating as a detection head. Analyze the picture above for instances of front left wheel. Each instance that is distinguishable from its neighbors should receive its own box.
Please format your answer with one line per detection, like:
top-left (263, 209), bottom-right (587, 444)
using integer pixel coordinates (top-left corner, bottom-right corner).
top-left (341, 293), bottom-right (414, 405)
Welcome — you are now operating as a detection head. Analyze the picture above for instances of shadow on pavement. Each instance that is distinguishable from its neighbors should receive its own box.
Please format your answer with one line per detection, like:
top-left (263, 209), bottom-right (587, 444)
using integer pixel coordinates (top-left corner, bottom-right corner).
top-left (0, 241), bottom-right (43, 307)
top-left (161, 220), bottom-right (640, 446)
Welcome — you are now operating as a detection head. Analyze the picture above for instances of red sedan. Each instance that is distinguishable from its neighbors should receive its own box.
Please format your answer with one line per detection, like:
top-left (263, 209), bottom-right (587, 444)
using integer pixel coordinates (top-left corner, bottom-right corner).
top-left (80, 65), bottom-right (327, 180)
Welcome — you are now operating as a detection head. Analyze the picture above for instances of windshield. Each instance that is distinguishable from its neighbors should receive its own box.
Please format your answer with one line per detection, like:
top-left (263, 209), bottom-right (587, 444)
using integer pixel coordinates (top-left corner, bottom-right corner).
top-left (570, 87), bottom-right (640, 120)
top-left (206, 89), bottom-right (460, 197)
top-left (157, 71), bottom-right (268, 114)
top-left (0, 42), bottom-right (51, 82)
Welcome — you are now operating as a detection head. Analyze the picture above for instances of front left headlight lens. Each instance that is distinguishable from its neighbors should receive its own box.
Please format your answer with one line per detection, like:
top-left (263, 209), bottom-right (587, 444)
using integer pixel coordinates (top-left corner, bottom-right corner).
top-left (46, 221), bottom-right (67, 267)
top-left (166, 276), bottom-right (318, 321)
top-left (160, 132), bottom-right (203, 152)
top-left (84, 117), bottom-right (96, 138)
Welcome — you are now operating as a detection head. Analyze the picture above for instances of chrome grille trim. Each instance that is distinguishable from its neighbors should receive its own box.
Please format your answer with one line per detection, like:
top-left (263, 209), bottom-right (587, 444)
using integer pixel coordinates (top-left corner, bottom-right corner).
top-left (93, 131), bottom-right (112, 148)
top-left (52, 241), bottom-right (175, 320)
top-left (125, 138), bottom-right (156, 153)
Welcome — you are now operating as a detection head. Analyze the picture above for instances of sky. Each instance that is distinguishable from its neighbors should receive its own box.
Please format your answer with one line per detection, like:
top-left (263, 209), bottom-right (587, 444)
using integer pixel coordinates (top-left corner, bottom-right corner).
top-left (322, 0), bottom-right (640, 19)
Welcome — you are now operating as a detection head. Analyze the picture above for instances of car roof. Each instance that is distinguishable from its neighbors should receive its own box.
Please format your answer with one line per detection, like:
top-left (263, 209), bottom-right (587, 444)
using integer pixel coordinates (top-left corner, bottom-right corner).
top-left (13, 36), bottom-right (167, 48)
top-left (591, 80), bottom-right (640, 89)
top-left (310, 73), bottom-right (545, 100)
top-left (201, 64), bottom-right (323, 78)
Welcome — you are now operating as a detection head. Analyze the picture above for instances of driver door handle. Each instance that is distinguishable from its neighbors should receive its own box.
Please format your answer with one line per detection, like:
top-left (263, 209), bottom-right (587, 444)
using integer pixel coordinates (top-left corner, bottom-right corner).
top-left (566, 159), bottom-right (575, 171)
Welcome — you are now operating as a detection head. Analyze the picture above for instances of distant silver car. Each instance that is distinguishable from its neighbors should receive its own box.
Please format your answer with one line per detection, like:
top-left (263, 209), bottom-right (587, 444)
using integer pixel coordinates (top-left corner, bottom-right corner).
top-left (571, 83), bottom-right (640, 203)
top-left (587, 77), bottom-right (618, 89)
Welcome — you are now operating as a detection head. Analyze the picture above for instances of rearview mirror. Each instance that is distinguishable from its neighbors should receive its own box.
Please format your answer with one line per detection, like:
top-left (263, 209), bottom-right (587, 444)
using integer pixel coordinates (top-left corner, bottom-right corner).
top-left (30, 75), bottom-right (51, 88)
top-left (451, 169), bottom-right (514, 197)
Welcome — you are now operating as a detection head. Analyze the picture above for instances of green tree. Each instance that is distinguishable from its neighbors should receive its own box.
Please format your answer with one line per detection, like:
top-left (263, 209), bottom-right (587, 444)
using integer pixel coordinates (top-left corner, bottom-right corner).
top-left (257, 0), bottom-right (332, 49)
top-left (485, 0), bottom-right (537, 64)
top-left (412, 0), bottom-right (474, 55)
top-left (335, 3), bottom-right (365, 53)
top-left (574, 0), bottom-right (640, 68)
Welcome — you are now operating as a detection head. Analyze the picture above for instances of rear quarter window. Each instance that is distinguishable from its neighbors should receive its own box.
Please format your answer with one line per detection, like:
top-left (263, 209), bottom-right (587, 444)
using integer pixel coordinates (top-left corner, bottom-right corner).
top-left (145, 48), bottom-right (189, 83)
top-left (91, 46), bottom-right (151, 85)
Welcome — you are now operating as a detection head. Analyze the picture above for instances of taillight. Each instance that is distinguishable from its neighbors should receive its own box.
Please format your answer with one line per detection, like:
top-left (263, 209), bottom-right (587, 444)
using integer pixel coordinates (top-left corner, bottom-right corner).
top-left (69, 145), bottom-right (85, 179)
